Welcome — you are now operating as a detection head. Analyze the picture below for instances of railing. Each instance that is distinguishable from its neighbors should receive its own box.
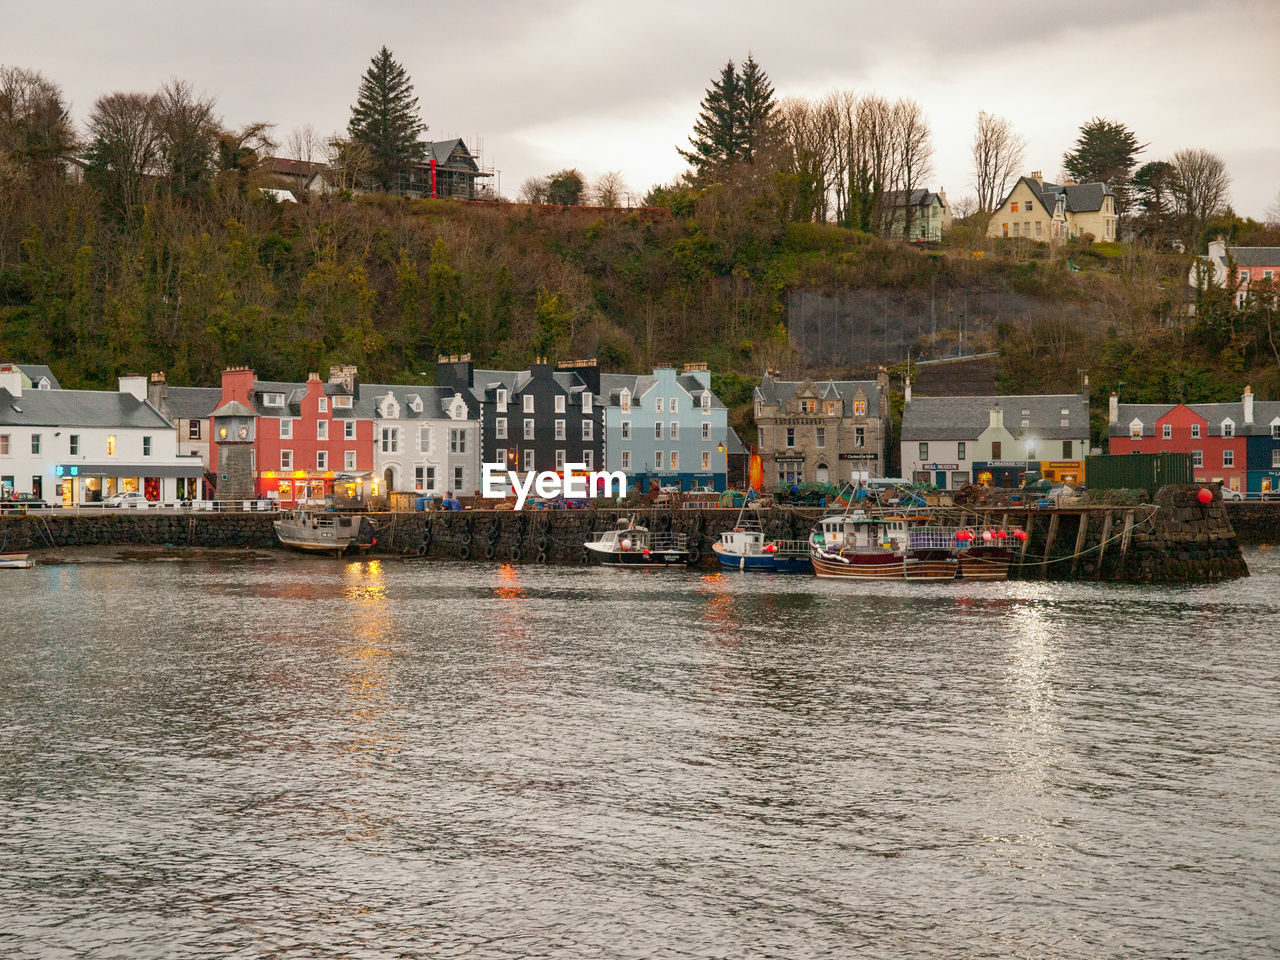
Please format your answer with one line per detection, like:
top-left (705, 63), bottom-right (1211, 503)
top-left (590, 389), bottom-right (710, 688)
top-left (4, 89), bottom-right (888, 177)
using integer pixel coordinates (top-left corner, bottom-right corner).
top-left (1, 499), bottom-right (283, 515)
top-left (772, 539), bottom-right (810, 556)
top-left (637, 533), bottom-right (689, 551)
top-left (908, 527), bottom-right (961, 550)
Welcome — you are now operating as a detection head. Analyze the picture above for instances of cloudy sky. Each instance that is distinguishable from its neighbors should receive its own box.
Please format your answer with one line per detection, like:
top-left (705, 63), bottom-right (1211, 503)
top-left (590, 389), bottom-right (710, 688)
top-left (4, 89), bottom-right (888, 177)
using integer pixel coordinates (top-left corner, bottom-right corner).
top-left (5, 0), bottom-right (1278, 216)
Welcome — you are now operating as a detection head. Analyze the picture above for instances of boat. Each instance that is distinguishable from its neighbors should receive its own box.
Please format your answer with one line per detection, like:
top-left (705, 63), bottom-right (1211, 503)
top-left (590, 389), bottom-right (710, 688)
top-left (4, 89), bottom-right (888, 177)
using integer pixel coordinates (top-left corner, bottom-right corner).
top-left (712, 507), bottom-right (811, 573)
top-left (584, 517), bottom-right (691, 566)
top-left (808, 511), bottom-right (962, 580)
top-left (273, 510), bottom-right (375, 557)
top-left (0, 552), bottom-right (34, 569)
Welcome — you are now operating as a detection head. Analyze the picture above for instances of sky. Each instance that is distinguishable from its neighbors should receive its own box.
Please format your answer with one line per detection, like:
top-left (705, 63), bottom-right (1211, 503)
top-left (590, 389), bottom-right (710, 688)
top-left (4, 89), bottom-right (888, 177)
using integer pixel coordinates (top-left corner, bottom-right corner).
top-left (5, 0), bottom-right (1279, 217)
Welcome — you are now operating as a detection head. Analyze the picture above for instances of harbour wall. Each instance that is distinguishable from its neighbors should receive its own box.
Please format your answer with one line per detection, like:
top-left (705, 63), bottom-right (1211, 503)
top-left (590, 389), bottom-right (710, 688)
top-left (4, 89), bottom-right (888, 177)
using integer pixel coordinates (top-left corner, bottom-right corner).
top-left (1223, 503), bottom-right (1280, 545)
top-left (0, 484), bottom-right (1255, 582)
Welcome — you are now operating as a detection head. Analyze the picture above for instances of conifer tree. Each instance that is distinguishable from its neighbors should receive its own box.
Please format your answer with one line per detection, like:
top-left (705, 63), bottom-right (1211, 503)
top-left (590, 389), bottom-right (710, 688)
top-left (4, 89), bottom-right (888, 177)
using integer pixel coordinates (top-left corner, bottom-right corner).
top-left (678, 60), bottom-right (744, 183)
top-left (738, 54), bottom-right (776, 162)
top-left (347, 47), bottom-right (426, 192)
top-left (1062, 117), bottom-right (1145, 216)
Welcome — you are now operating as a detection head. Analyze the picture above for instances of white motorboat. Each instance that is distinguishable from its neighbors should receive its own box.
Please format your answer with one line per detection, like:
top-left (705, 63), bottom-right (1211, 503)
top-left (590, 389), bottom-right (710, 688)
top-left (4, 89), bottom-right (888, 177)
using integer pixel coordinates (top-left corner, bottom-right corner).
top-left (273, 510), bottom-right (375, 557)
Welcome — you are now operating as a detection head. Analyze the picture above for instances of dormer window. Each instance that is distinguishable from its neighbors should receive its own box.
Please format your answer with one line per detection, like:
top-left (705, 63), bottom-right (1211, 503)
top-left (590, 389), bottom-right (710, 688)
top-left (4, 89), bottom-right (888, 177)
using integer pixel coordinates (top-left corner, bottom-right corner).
top-left (36, 377), bottom-right (50, 390)
top-left (1270, 420), bottom-right (1280, 439)
top-left (620, 389), bottom-right (631, 412)
top-left (409, 394), bottom-right (423, 413)
top-left (853, 400), bottom-right (867, 416)
top-left (263, 393), bottom-right (285, 407)
top-left (800, 399), bottom-right (816, 413)
top-left (702, 393), bottom-right (711, 413)
top-left (582, 391), bottom-right (592, 414)
top-left (496, 389), bottom-right (508, 411)
top-left (1221, 420), bottom-right (1235, 438)
top-left (1129, 419), bottom-right (1143, 439)
top-left (333, 396), bottom-right (352, 409)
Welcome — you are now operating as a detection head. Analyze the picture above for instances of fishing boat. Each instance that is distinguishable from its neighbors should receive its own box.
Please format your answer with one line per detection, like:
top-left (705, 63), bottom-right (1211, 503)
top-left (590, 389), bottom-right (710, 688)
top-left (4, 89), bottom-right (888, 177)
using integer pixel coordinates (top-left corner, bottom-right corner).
top-left (584, 517), bottom-right (691, 566)
top-left (713, 507), bottom-right (810, 573)
top-left (0, 552), bottom-right (34, 569)
top-left (273, 510), bottom-right (375, 557)
top-left (809, 511), bottom-right (963, 580)
top-left (955, 530), bottom-right (1014, 580)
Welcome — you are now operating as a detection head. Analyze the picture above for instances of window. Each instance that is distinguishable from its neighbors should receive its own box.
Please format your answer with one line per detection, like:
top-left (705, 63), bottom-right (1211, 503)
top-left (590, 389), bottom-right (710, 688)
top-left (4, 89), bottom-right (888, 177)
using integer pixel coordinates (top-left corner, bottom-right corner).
top-left (318, 397), bottom-right (328, 413)
top-left (345, 421), bottom-right (355, 440)
top-left (107, 435), bottom-right (117, 456)
top-left (582, 420), bottom-right (593, 441)
top-left (853, 400), bottom-right (867, 416)
top-left (419, 427), bottom-right (431, 453)
top-left (1223, 450), bottom-right (1234, 467)
top-left (263, 392), bottom-right (284, 407)
top-left (188, 420), bottom-right (201, 440)
top-left (1002, 223), bottom-right (1009, 237)
top-left (280, 419), bottom-right (292, 439)
top-left (1222, 422), bottom-right (1235, 438)
top-left (524, 419), bottom-right (534, 440)
top-left (496, 417), bottom-right (507, 440)
top-left (555, 395), bottom-right (566, 414)
top-left (1191, 424), bottom-right (1201, 439)
top-left (800, 399), bottom-right (816, 413)
top-left (1162, 424), bottom-right (1172, 439)
top-left (655, 422), bottom-right (664, 441)
top-left (701, 422), bottom-right (710, 440)
top-left (1011, 202), bottom-right (1019, 213)
top-left (316, 450), bottom-right (328, 470)
top-left (414, 466), bottom-right (424, 490)
top-left (450, 429), bottom-right (466, 454)
top-left (1265, 270), bottom-right (1274, 281)
top-left (655, 451), bottom-right (664, 470)
top-left (992, 441), bottom-right (1002, 459)
top-left (31, 433), bottom-right (41, 455)
top-left (670, 451), bottom-right (679, 470)
top-left (655, 397), bottom-right (664, 414)
top-left (825, 401), bottom-right (837, 416)
top-left (1035, 221), bottom-right (1042, 239)
top-left (453, 466), bottom-right (464, 491)
top-left (702, 452), bottom-right (710, 469)
top-left (523, 395), bottom-right (534, 413)
top-left (671, 397), bottom-right (679, 414)
top-left (621, 421), bottom-right (631, 440)
top-left (786, 427), bottom-right (795, 448)
top-left (1062, 440), bottom-right (1072, 458)
top-left (333, 396), bottom-right (351, 409)
top-left (621, 450), bottom-right (631, 470)
top-left (555, 419), bottom-right (566, 440)
top-left (816, 427), bottom-right (826, 448)
top-left (702, 393), bottom-right (711, 413)
top-left (855, 427), bottom-right (865, 448)
top-left (582, 450), bottom-right (593, 470)
top-left (670, 422), bottom-right (678, 441)
top-left (69, 435), bottom-right (79, 455)
top-left (345, 450), bottom-right (356, 470)
top-left (919, 443), bottom-right (928, 461)
top-left (496, 389), bottom-right (507, 411)
top-left (1012, 222), bottom-right (1019, 237)
top-left (957, 441), bottom-right (966, 460)
top-left (1130, 422), bottom-right (1143, 439)
top-left (495, 448), bottom-right (508, 466)
top-left (555, 449), bottom-right (566, 470)
top-left (1272, 423), bottom-right (1280, 439)
top-left (523, 450), bottom-right (534, 471)
top-left (424, 466), bottom-right (437, 492)
top-left (0, 434), bottom-right (8, 455)
top-left (281, 450), bottom-right (293, 470)
top-left (141, 436), bottom-right (150, 457)
top-left (1026, 201), bottom-right (1033, 213)
top-left (582, 392), bottom-right (592, 414)
top-left (1272, 450), bottom-right (1280, 468)
top-left (317, 420), bottom-right (328, 440)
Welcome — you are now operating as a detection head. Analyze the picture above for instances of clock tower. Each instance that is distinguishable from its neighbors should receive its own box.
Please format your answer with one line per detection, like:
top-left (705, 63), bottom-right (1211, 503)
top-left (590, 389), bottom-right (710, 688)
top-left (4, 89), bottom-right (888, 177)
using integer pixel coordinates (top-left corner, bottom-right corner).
top-left (211, 399), bottom-right (257, 500)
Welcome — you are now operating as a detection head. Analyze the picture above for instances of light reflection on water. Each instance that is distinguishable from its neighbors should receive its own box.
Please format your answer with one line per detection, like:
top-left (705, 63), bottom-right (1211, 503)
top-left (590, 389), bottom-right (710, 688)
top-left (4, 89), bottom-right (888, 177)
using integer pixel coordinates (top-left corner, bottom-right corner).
top-left (0, 551), bottom-right (1278, 958)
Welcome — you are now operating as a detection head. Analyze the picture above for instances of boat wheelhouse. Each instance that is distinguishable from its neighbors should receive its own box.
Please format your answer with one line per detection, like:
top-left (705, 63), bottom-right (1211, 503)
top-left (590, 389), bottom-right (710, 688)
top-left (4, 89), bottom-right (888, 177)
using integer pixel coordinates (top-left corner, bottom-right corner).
top-left (273, 510), bottom-right (375, 557)
top-left (713, 511), bottom-right (810, 573)
top-left (584, 517), bottom-right (691, 567)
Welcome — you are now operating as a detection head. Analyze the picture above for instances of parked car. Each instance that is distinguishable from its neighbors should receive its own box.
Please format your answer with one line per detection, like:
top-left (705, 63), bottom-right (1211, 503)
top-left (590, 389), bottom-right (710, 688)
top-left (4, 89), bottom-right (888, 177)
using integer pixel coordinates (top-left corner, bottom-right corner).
top-left (1221, 488), bottom-right (1245, 501)
top-left (5, 492), bottom-right (50, 509)
top-left (102, 491), bottom-right (150, 508)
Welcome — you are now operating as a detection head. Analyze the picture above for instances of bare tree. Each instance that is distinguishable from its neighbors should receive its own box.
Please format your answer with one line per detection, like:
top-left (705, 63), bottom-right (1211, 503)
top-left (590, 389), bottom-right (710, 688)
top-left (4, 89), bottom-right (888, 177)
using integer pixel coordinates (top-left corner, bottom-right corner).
top-left (971, 110), bottom-right (1025, 215)
top-left (1170, 147), bottom-right (1231, 244)
top-left (156, 79), bottom-right (220, 200)
top-left (0, 66), bottom-right (75, 181)
top-left (84, 91), bottom-right (162, 215)
top-left (519, 175), bottom-right (549, 204)
top-left (325, 134), bottom-right (372, 191)
top-left (591, 170), bottom-right (628, 207)
top-left (891, 98), bottom-right (934, 239)
top-left (286, 124), bottom-right (323, 166)
top-left (1266, 189), bottom-right (1280, 228)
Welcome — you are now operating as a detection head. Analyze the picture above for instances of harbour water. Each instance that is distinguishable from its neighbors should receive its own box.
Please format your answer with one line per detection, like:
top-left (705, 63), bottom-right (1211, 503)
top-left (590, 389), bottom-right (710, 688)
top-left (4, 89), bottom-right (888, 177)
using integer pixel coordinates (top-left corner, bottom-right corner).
top-left (2, 549), bottom-right (1278, 958)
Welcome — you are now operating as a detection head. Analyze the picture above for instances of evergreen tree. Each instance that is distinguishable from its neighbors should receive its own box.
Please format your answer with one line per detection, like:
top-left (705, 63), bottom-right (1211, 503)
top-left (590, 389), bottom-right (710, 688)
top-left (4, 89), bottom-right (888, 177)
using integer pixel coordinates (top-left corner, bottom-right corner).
top-left (738, 54), bottom-right (776, 162)
top-left (678, 60), bottom-right (744, 183)
top-left (1062, 117), bottom-right (1146, 216)
top-left (347, 47), bottom-right (426, 192)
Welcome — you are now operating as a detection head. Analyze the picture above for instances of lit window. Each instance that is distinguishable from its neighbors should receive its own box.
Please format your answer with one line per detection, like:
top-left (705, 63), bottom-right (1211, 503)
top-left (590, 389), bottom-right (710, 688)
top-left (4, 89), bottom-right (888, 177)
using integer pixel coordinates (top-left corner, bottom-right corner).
top-left (107, 435), bottom-right (117, 456)
top-left (854, 400), bottom-right (867, 416)
top-left (702, 452), bottom-right (710, 469)
top-left (670, 451), bottom-right (679, 470)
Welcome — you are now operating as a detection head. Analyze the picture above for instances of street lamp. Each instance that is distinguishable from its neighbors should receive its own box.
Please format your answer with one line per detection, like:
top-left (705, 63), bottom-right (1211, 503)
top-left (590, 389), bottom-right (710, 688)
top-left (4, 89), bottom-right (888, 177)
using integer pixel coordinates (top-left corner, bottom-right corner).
top-left (1024, 434), bottom-right (1038, 486)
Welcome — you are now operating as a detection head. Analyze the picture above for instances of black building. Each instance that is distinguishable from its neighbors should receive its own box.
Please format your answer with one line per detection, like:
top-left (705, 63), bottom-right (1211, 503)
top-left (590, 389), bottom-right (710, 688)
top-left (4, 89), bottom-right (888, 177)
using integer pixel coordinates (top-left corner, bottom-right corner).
top-left (436, 355), bottom-right (604, 474)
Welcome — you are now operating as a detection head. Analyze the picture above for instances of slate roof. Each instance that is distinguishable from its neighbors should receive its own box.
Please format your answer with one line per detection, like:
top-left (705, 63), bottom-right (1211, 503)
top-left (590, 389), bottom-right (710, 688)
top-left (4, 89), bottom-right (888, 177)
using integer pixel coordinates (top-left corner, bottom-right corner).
top-left (16, 364), bottom-right (61, 389)
top-left (901, 394), bottom-right (1088, 441)
top-left (164, 386), bottom-right (222, 421)
top-left (1202, 246), bottom-right (1280, 269)
top-left (359, 384), bottom-right (478, 420)
top-left (755, 375), bottom-right (881, 410)
top-left (0, 387), bottom-right (172, 429)
top-left (1111, 401), bottom-right (1280, 437)
top-left (883, 189), bottom-right (945, 208)
top-left (1000, 177), bottom-right (1114, 214)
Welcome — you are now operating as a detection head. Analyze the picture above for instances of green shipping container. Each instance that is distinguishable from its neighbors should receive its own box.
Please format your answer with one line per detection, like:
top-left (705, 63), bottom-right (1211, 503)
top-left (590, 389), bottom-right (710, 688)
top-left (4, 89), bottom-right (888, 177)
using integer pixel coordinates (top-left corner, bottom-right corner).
top-left (1084, 453), bottom-right (1194, 497)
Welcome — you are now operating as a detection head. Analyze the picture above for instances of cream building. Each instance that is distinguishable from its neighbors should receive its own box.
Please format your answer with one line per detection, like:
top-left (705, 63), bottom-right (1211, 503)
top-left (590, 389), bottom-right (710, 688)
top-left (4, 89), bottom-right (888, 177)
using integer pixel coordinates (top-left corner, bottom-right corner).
top-left (987, 172), bottom-right (1117, 243)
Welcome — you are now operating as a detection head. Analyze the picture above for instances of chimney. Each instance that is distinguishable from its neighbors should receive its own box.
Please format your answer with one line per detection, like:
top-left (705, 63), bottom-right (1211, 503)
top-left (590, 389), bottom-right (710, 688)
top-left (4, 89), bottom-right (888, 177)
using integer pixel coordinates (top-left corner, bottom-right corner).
top-left (0, 363), bottom-right (21, 397)
top-left (118, 375), bottom-right (147, 402)
top-left (1109, 392), bottom-right (1118, 425)
top-left (1030, 170), bottom-right (1043, 185)
top-left (436, 355), bottom-right (474, 391)
top-left (222, 366), bottom-right (257, 403)
top-left (328, 363), bottom-right (359, 398)
top-left (904, 376), bottom-right (912, 403)
top-left (1082, 373), bottom-right (1090, 400)
top-left (989, 404), bottom-right (1003, 430)
top-left (147, 371), bottom-right (168, 410)
top-left (1243, 385), bottom-right (1254, 425)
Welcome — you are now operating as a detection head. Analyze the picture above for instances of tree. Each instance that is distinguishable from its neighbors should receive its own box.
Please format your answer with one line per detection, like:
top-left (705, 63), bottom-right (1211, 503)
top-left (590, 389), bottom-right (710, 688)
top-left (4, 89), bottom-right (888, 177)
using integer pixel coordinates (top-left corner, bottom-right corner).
top-left (217, 121), bottom-right (275, 189)
top-left (545, 168), bottom-right (585, 205)
top-left (591, 170), bottom-right (628, 206)
top-left (84, 91), bottom-right (162, 217)
top-left (1267, 190), bottom-right (1280, 228)
top-left (347, 46), bottom-right (426, 192)
top-left (1131, 160), bottom-right (1176, 240)
top-left (1062, 117), bottom-right (1146, 216)
top-left (1170, 148), bottom-right (1231, 248)
top-left (971, 110), bottom-right (1025, 215)
top-left (892, 99), bottom-right (934, 239)
top-left (518, 175), bottom-right (548, 204)
top-left (738, 53), bottom-right (776, 163)
top-left (678, 59), bottom-right (743, 184)
top-left (156, 79), bottom-right (220, 201)
top-left (0, 66), bottom-right (75, 181)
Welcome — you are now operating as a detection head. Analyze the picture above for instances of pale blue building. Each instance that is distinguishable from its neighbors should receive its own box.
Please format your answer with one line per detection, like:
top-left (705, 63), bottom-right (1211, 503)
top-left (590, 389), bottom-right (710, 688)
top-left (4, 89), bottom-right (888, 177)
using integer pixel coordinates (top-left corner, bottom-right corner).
top-left (601, 364), bottom-right (729, 491)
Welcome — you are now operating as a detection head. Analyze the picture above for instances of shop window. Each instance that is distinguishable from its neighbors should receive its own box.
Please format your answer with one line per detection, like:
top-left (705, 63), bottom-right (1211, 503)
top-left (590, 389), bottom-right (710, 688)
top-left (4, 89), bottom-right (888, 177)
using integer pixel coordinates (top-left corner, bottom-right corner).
top-left (107, 435), bottom-right (117, 456)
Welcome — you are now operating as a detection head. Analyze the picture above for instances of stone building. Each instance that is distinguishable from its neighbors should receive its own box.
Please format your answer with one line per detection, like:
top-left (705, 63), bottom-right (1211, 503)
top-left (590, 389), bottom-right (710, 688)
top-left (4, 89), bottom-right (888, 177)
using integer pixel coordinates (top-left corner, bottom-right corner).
top-left (753, 371), bottom-right (891, 487)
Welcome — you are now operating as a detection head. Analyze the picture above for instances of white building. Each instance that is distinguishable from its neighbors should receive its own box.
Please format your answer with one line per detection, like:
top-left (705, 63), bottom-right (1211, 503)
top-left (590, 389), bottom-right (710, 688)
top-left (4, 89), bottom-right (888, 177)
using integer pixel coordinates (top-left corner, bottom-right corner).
top-left (0, 366), bottom-right (205, 504)
top-left (363, 384), bottom-right (481, 497)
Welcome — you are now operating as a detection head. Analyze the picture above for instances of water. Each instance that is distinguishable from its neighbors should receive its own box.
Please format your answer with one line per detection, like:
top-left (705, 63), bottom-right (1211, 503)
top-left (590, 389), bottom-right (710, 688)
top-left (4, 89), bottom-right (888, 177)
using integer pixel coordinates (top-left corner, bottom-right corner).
top-left (2, 549), bottom-right (1278, 958)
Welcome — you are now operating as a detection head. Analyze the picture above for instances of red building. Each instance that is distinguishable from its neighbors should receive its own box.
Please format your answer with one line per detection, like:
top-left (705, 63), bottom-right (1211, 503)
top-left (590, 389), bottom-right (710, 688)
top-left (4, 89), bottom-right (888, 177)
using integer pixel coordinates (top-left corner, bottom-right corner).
top-left (208, 366), bottom-right (377, 503)
top-left (1108, 395), bottom-right (1248, 491)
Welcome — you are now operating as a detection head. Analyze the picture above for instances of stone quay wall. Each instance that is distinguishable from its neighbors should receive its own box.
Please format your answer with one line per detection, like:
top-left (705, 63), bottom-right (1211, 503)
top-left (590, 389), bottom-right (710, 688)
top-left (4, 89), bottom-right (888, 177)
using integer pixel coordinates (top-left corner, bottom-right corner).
top-left (0, 484), bottom-right (1253, 583)
top-left (1223, 503), bottom-right (1280, 545)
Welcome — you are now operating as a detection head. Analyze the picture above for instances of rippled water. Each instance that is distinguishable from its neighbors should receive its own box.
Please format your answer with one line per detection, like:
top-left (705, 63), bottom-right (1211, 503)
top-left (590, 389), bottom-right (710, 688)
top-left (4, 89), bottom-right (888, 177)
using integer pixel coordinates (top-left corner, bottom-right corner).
top-left (2, 549), bottom-right (1279, 958)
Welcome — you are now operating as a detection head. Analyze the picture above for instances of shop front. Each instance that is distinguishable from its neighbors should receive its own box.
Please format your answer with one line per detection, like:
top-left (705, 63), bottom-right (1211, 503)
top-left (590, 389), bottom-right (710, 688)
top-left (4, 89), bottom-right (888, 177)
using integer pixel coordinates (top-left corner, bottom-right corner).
top-left (971, 460), bottom-right (1036, 489)
top-left (262, 470), bottom-right (335, 505)
top-left (56, 462), bottom-right (205, 504)
top-left (1039, 459), bottom-right (1085, 484)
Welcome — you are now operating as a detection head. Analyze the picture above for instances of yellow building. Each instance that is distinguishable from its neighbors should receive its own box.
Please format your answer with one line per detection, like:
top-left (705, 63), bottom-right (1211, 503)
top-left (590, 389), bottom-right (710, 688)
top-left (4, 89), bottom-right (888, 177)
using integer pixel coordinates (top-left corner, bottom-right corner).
top-left (986, 171), bottom-right (1117, 243)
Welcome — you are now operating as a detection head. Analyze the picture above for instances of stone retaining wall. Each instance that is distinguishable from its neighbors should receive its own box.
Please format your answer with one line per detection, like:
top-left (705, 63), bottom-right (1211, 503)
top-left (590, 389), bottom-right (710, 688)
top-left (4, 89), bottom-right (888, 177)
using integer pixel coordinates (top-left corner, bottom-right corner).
top-left (1223, 503), bottom-right (1280, 545)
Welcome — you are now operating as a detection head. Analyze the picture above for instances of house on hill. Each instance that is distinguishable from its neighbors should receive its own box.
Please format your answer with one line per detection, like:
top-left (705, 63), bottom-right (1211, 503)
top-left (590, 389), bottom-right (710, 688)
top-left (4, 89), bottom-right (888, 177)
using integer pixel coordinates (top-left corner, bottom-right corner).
top-left (1190, 239), bottom-right (1280, 308)
top-left (884, 188), bottom-right (951, 242)
top-left (986, 171), bottom-right (1117, 243)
